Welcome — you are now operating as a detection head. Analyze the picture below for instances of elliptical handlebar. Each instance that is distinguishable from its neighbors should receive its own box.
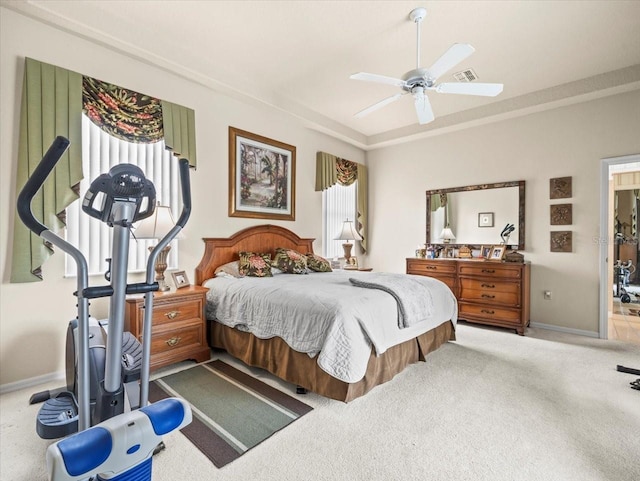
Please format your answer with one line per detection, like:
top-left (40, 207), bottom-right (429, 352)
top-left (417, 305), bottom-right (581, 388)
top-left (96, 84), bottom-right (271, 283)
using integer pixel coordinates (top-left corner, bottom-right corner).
top-left (17, 136), bottom-right (70, 236)
top-left (139, 158), bottom-right (191, 407)
top-left (175, 158), bottom-right (192, 229)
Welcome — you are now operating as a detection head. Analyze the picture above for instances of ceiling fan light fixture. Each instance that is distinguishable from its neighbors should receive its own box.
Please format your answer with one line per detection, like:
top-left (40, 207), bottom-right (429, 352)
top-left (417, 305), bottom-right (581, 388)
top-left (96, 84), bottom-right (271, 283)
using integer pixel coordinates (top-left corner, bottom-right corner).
top-left (349, 6), bottom-right (503, 125)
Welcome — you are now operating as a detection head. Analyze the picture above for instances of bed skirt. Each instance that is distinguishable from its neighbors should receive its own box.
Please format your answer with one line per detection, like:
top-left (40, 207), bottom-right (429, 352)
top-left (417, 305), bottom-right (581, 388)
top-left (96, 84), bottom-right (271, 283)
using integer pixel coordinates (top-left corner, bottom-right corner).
top-left (208, 320), bottom-right (455, 402)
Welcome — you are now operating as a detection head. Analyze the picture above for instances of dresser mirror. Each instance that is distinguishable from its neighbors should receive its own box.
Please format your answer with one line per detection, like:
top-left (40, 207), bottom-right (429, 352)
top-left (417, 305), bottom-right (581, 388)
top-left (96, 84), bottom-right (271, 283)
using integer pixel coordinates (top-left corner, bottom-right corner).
top-left (426, 180), bottom-right (525, 250)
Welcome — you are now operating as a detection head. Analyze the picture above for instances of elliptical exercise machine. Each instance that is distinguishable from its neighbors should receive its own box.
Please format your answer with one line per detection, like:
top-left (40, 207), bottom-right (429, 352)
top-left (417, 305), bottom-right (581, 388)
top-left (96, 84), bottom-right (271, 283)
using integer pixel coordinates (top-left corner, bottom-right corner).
top-left (18, 136), bottom-right (193, 480)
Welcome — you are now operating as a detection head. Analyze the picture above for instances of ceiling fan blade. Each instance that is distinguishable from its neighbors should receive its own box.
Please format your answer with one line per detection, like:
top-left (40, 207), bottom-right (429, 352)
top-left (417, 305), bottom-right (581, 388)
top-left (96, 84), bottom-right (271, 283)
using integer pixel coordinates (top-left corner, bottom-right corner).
top-left (414, 92), bottom-right (435, 125)
top-left (354, 92), bottom-right (406, 119)
top-left (435, 82), bottom-right (504, 97)
top-left (350, 72), bottom-right (407, 88)
top-left (426, 43), bottom-right (475, 81)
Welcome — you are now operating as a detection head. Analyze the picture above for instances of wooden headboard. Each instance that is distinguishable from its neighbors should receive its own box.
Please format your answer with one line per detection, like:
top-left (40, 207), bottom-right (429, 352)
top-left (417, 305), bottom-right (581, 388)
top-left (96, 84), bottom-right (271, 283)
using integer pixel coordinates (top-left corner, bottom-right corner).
top-left (195, 224), bottom-right (316, 285)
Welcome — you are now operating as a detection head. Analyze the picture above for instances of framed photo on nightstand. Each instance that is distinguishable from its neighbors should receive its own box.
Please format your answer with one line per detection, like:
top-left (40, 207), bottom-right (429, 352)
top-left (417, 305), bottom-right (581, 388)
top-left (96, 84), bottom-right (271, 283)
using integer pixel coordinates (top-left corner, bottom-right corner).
top-left (171, 270), bottom-right (190, 289)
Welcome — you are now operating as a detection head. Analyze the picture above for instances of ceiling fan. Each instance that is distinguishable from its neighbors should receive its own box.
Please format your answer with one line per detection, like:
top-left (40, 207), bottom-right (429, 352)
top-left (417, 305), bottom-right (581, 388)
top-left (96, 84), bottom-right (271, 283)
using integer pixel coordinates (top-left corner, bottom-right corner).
top-left (350, 7), bottom-right (504, 125)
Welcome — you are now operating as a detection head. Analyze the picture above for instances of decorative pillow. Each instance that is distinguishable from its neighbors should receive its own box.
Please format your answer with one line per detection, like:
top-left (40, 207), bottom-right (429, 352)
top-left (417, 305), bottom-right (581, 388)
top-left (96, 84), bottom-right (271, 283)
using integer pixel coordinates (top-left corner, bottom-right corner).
top-left (214, 261), bottom-right (243, 278)
top-left (239, 252), bottom-right (273, 277)
top-left (306, 253), bottom-right (332, 272)
top-left (272, 248), bottom-right (308, 274)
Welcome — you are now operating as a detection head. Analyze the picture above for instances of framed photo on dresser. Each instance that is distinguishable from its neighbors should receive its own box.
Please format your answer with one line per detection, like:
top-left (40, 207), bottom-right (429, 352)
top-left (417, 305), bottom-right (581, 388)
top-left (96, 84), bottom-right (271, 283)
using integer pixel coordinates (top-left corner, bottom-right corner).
top-left (488, 245), bottom-right (506, 261)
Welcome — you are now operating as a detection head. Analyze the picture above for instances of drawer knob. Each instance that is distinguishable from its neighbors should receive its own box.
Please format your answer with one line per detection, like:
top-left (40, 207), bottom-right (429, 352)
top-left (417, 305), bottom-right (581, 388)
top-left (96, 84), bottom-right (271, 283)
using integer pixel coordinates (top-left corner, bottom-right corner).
top-left (165, 310), bottom-right (180, 320)
top-left (481, 309), bottom-right (495, 314)
top-left (166, 336), bottom-right (181, 347)
top-left (426, 266), bottom-right (436, 270)
top-left (481, 269), bottom-right (495, 274)
top-left (481, 294), bottom-right (496, 299)
top-left (481, 283), bottom-right (495, 288)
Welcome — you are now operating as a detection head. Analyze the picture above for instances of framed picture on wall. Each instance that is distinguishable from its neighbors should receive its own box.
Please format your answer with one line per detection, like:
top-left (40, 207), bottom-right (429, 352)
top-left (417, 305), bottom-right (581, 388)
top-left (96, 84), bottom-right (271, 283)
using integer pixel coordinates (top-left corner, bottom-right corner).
top-left (228, 126), bottom-right (296, 220)
top-left (478, 212), bottom-right (494, 227)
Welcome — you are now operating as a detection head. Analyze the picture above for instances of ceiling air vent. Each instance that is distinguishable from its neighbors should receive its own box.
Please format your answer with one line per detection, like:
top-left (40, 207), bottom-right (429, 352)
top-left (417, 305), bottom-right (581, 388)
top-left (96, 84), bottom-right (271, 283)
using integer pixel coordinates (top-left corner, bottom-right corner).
top-left (453, 69), bottom-right (478, 82)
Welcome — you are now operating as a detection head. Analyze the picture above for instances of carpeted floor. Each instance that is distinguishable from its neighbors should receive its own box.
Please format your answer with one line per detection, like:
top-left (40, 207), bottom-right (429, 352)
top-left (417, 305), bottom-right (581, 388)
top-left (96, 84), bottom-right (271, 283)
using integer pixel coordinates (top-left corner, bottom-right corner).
top-left (1, 323), bottom-right (639, 481)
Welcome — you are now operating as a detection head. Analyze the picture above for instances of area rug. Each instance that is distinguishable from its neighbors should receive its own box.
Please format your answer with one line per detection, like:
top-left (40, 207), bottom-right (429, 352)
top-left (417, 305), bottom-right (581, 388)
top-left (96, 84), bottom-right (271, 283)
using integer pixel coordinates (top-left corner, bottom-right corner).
top-left (149, 359), bottom-right (313, 467)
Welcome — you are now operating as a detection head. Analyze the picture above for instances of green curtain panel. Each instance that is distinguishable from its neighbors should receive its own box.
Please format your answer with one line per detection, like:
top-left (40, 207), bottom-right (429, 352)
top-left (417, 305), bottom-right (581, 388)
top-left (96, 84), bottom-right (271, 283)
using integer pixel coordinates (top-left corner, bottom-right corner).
top-left (315, 151), bottom-right (368, 253)
top-left (161, 100), bottom-right (197, 168)
top-left (315, 151), bottom-right (338, 191)
top-left (11, 58), bottom-right (198, 282)
top-left (356, 163), bottom-right (368, 253)
top-left (11, 58), bottom-right (83, 282)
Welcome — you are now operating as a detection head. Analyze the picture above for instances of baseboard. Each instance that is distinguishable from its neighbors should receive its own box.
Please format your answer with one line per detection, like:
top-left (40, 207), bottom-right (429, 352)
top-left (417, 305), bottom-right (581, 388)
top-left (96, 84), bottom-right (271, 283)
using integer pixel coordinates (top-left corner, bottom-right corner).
top-left (0, 371), bottom-right (65, 395)
top-left (529, 322), bottom-right (600, 338)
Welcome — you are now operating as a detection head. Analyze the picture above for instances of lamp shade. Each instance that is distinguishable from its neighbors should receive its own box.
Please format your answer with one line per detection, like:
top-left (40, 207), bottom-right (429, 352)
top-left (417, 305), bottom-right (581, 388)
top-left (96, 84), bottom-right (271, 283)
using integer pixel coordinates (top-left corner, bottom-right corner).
top-left (334, 220), bottom-right (363, 242)
top-left (134, 204), bottom-right (181, 239)
top-left (439, 227), bottom-right (456, 242)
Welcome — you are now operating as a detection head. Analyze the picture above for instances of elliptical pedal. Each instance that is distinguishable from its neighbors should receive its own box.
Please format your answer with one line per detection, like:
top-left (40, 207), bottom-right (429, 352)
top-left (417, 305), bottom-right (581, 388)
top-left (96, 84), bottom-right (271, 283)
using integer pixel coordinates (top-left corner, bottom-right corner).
top-left (36, 392), bottom-right (78, 440)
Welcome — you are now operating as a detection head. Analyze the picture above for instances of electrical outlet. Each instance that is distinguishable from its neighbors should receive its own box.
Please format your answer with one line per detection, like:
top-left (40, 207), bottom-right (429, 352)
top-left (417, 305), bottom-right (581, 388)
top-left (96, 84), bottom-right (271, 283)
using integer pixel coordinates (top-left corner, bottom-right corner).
top-left (544, 290), bottom-right (552, 300)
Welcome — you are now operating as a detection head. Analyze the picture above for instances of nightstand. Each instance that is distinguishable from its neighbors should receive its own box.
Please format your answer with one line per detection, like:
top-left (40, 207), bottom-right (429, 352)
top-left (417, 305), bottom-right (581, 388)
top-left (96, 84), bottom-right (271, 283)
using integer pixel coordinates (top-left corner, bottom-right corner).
top-left (124, 285), bottom-right (211, 371)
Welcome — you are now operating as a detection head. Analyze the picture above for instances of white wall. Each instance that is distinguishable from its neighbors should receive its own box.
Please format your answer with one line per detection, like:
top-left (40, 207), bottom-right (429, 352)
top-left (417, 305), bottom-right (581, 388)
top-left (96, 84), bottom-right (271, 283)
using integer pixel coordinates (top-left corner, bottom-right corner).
top-left (367, 90), bottom-right (640, 333)
top-left (0, 9), bottom-right (364, 386)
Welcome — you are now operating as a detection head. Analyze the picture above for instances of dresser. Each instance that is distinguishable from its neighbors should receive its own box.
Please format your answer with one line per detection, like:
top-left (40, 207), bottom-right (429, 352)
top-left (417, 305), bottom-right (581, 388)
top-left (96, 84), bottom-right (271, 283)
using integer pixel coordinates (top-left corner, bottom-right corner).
top-left (124, 285), bottom-right (211, 371)
top-left (407, 258), bottom-right (531, 335)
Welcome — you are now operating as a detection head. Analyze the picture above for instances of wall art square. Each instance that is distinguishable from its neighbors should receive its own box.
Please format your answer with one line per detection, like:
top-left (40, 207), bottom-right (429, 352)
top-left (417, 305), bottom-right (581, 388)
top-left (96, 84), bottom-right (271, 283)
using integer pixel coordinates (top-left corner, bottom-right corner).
top-left (229, 126), bottom-right (296, 220)
top-left (550, 231), bottom-right (572, 252)
top-left (478, 212), bottom-right (494, 227)
top-left (549, 176), bottom-right (572, 199)
top-left (550, 203), bottom-right (572, 225)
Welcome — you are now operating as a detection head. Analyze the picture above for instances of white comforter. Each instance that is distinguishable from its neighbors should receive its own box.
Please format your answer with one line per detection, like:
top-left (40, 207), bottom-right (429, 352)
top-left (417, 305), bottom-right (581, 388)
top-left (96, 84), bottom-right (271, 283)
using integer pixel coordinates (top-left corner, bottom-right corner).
top-left (204, 270), bottom-right (457, 383)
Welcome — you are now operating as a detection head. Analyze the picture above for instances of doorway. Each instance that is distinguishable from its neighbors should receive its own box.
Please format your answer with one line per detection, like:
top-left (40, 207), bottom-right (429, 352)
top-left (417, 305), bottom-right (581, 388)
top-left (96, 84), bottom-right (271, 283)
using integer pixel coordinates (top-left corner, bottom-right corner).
top-left (599, 154), bottom-right (640, 344)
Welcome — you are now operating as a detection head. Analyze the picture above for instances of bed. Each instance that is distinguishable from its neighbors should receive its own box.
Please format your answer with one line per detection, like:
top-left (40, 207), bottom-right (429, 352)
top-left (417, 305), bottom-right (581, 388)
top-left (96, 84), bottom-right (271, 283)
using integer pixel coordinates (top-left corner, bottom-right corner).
top-left (195, 224), bottom-right (457, 402)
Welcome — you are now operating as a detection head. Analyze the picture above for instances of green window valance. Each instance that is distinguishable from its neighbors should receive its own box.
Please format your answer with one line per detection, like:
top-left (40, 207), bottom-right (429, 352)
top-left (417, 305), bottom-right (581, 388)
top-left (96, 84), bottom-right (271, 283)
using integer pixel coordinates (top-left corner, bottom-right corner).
top-left (11, 57), bottom-right (197, 282)
top-left (83, 76), bottom-right (164, 144)
top-left (315, 151), bottom-right (368, 253)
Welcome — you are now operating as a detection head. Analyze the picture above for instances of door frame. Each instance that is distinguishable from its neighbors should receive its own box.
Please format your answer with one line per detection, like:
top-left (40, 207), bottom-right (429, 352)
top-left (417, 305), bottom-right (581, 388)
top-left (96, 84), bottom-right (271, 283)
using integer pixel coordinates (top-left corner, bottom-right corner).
top-left (599, 153), bottom-right (640, 339)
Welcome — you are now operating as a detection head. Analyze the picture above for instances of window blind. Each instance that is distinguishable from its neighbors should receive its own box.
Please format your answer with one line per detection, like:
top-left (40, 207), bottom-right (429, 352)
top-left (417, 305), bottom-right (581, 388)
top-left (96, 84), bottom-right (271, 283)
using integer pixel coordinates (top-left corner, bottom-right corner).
top-left (322, 182), bottom-right (357, 259)
top-left (65, 115), bottom-right (179, 277)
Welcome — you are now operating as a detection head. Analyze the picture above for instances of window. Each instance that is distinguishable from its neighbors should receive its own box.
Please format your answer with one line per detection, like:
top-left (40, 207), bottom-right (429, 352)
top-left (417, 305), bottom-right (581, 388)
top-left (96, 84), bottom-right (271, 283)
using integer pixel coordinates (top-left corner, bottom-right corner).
top-left (322, 182), bottom-right (357, 259)
top-left (65, 114), bottom-right (180, 277)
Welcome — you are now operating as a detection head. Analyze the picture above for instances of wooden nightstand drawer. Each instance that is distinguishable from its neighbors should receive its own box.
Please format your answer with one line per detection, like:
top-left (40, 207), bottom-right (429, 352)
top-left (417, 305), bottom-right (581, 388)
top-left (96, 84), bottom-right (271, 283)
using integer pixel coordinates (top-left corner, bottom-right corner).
top-left (152, 299), bottom-right (202, 327)
top-left (150, 324), bottom-right (203, 356)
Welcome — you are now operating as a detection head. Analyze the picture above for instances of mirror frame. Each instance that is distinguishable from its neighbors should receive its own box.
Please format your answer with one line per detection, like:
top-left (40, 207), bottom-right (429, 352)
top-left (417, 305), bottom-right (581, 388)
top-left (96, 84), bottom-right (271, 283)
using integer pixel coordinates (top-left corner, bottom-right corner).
top-left (426, 180), bottom-right (526, 250)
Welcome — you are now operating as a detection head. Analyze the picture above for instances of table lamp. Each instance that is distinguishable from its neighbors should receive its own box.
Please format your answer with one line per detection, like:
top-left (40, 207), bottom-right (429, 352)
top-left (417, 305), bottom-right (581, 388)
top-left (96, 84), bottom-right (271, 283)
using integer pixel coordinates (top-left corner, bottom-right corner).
top-left (133, 203), bottom-right (181, 291)
top-left (334, 219), bottom-right (362, 265)
top-left (440, 226), bottom-right (456, 244)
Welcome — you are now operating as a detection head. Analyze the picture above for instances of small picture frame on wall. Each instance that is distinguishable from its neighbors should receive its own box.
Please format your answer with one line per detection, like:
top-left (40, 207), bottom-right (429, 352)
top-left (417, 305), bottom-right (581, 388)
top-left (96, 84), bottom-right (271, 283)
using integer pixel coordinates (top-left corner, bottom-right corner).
top-left (550, 231), bottom-right (572, 252)
top-left (550, 176), bottom-right (572, 199)
top-left (478, 212), bottom-right (494, 227)
top-left (550, 203), bottom-right (572, 225)
top-left (488, 245), bottom-right (506, 261)
top-left (171, 270), bottom-right (190, 289)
